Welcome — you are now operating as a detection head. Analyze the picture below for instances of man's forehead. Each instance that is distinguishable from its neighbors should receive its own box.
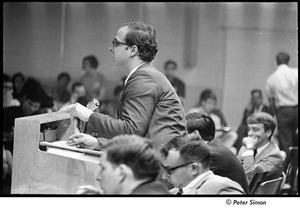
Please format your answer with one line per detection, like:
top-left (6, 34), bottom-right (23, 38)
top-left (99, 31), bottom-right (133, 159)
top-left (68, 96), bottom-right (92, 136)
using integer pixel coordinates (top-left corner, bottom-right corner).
top-left (76, 86), bottom-right (84, 90)
top-left (163, 149), bottom-right (181, 165)
top-left (248, 123), bottom-right (264, 128)
top-left (252, 92), bottom-right (262, 98)
top-left (204, 98), bottom-right (216, 104)
top-left (115, 26), bottom-right (129, 41)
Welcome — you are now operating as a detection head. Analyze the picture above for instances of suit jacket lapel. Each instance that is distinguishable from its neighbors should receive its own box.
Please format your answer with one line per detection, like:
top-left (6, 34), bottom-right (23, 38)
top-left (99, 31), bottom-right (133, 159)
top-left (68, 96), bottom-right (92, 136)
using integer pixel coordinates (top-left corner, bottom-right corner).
top-left (255, 141), bottom-right (274, 162)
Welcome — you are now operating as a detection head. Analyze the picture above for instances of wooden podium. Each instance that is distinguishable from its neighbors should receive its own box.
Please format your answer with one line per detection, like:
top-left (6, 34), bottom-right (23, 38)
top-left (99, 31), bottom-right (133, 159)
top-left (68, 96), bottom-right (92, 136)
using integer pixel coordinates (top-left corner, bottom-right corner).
top-left (11, 112), bottom-right (101, 194)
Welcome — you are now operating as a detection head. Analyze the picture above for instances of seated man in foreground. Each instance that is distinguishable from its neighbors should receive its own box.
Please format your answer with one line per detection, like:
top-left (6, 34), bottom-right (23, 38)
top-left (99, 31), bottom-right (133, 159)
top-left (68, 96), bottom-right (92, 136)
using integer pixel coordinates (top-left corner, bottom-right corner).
top-left (186, 112), bottom-right (249, 194)
top-left (237, 112), bottom-right (283, 182)
top-left (160, 134), bottom-right (245, 195)
top-left (76, 134), bottom-right (170, 195)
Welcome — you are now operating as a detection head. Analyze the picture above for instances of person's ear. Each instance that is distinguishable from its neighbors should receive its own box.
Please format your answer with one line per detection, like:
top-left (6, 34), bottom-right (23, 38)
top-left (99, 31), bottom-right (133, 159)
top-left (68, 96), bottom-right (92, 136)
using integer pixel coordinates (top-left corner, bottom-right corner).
top-left (118, 164), bottom-right (132, 183)
top-left (129, 45), bottom-right (139, 57)
top-left (190, 162), bottom-right (201, 176)
top-left (192, 130), bottom-right (200, 137)
top-left (265, 129), bottom-right (272, 139)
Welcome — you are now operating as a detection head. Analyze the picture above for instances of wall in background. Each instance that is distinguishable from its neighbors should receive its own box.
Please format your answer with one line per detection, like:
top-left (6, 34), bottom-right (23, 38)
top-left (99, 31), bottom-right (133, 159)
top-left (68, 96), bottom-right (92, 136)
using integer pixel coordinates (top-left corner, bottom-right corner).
top-left (3, 2), bottom-right (297, 127)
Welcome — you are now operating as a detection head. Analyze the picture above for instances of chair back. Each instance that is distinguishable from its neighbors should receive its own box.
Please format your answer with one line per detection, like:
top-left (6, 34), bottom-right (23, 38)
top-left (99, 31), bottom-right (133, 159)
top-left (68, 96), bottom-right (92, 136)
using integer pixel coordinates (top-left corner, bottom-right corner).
top-left (254, 176), bottom-right (283, 194)
top-left (248, 171), bottom-right (269, 194)
top-left (280, 171), bottom-right (287, 191)
top-left (282, 147), bottom-right (298, 194)
top-left (283, 147), bottom-right (298, 171)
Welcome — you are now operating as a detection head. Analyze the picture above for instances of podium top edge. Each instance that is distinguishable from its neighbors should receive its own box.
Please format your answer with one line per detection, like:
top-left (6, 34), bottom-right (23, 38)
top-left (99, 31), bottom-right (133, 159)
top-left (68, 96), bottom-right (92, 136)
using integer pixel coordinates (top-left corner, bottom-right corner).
top-left (15, 112), bottom-right (71, 123)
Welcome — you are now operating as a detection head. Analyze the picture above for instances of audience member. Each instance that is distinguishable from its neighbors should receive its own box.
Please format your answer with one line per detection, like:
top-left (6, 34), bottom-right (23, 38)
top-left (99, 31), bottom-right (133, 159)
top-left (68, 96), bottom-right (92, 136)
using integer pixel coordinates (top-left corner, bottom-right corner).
top-left (3, 74), bottom-right (20, 108)
top-left (2, 145), bottom-right (13, 194)
top-left (75, 135), bottom-right (169, 194)
top-left (164, 60), bottom-right (186, 105)
top-left (186, 112), bottom-right (249, 194)
top-left (70, 81), bottom-right (89, 104)
top-left (235, 89), bottom-right (272, 153)
top-left (53, 72), bottom-right (71, 110)
top-left (23, 77), bottom-right (55, 113)
top-left (80, 55), bottom-right (106, 101)
top-left (60, 21), bottom-right (186, 150)
top-left (2, 83), bottom-right (43, 194)
top-left (3, 82), bottom-right (43, 154)
top-left (266, 51), bottom-right (298, 154)
top-left (2, 145), bottom-right (12, 180)
top-left (160, 134), bottom-right (245, 194)
top-left (100, 76), bottom-right (126, 118)
top-left (237, 112), bottom-right (283, 182)
top-left (12, 72), bottom-right (26, 104)
top-left (188, 89), bottom-right (238, 154)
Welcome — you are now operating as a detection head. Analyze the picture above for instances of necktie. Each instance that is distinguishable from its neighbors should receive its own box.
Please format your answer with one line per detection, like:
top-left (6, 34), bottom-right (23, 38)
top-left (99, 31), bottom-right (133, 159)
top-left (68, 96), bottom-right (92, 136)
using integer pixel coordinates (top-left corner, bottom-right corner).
top-left (254, 149), bottom-right (257, 158)
top-left (176, 188), bottom-right (183, 195)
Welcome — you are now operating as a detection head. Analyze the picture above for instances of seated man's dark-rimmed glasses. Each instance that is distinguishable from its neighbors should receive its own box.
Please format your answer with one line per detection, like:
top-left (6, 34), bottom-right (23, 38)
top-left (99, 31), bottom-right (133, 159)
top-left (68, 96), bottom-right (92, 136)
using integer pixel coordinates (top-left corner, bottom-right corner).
top-left (161, 162), bottom-right (194, 175)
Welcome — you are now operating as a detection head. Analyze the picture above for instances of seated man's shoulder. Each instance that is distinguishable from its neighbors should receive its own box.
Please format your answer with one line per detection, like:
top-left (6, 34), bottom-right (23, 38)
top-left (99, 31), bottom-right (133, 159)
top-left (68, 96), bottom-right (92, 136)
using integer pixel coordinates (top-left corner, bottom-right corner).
top-left (265, 141), bottom-right (282, 157)
top-left (200, 174), bottom-right (244, 194)
top-left (209, 141), bottom-right (241, 163)
top-left (255, 143), bottom-right (283, 169)
top-left (209, 141), bottom-right (231, 160)
top-left (207, 173), bottom-right (234, 184)
top-left (132, 180), bottom-right (170, 195)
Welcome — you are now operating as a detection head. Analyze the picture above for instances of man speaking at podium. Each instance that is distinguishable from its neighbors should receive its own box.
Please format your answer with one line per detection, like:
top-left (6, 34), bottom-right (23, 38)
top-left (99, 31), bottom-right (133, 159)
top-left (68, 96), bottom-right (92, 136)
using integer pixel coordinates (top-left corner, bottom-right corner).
top-left (60, 21), bottom-right (186, 150)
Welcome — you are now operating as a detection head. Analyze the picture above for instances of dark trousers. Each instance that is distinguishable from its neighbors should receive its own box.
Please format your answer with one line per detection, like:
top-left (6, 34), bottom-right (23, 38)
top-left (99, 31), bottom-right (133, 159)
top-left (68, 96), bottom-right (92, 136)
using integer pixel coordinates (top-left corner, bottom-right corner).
top-left (277, 106), bottom-right (298, 154)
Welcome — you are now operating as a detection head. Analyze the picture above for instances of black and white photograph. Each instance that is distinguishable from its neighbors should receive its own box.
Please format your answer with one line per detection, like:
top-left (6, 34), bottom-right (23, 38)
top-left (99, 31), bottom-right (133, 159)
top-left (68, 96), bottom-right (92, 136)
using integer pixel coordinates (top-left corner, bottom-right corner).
top-left (2, 2), bottom-right (298, 207)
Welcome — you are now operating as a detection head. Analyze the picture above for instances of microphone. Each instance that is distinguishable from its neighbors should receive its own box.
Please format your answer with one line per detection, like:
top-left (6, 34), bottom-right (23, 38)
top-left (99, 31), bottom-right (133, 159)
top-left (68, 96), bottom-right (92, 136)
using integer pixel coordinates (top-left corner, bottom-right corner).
top-left (78, 98), bottom-right (100, 133)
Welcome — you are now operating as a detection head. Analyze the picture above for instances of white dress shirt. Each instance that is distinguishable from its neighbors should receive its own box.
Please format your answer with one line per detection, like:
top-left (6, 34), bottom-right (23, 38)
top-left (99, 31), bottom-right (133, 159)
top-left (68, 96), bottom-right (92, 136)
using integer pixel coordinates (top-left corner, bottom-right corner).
top-left (266, 64), bottom-right (298, 108)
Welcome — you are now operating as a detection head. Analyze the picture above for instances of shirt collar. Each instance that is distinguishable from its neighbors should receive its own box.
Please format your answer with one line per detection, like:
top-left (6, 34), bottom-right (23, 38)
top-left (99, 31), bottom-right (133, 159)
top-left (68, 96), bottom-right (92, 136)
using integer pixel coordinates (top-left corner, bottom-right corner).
top-left (254, 105), bottom-right (263, 113)
top-left (256, 141), bottom-right (270, 156)
top-left (277, 64), bottom-right (289, 71)
top-left (124, 62), bottom-right (146, 85)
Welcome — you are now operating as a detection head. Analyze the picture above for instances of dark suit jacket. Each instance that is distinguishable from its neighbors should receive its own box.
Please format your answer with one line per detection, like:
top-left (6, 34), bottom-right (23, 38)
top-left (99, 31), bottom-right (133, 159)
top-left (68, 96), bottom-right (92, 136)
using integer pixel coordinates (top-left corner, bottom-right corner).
top-left (3, 106), bottom-right (25, 153)
top-left (131, 180), bottom-right (170, 195)
top-left (237, 141), bottom-right (283, 182)
top-left (169, 76), bottom-right (185, 98)
top-left (208, 140), bottom-right (250, 194)
top-left (87, 63), bottom-right (187, 149)
top-left (3, 106), bottom-right (23, 131)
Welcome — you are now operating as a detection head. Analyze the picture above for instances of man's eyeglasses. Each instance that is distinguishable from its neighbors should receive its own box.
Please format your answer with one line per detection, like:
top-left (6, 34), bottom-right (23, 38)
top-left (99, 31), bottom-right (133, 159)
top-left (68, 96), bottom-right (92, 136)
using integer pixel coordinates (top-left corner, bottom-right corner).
top-left (112, 40), bottom-right (131, 48)
top-left (161, 162), bottom-right (194, 175)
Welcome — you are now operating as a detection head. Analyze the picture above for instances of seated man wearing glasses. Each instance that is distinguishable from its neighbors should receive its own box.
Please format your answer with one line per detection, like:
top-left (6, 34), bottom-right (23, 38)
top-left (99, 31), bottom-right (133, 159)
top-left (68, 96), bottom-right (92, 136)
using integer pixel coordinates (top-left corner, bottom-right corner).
top-left (160, 134), bottom-right (245, 195)
top-left (76, 134), bottom-right (170, 195)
